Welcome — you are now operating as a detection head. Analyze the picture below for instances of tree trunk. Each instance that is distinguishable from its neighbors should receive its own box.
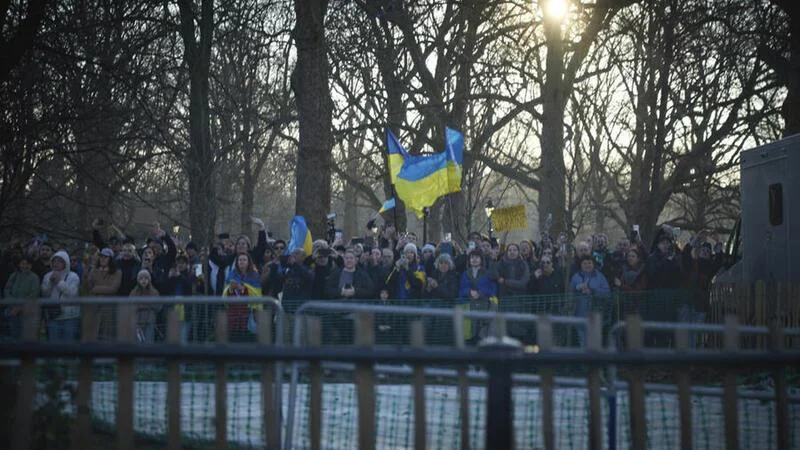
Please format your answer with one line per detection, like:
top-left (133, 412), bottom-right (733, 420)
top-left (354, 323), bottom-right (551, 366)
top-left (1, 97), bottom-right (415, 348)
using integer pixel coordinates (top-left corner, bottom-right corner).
top-left (178, 0), bottom-right (216, 249)
top-left (240, 169), bottom-right (255, 237)
top-left (784, 5), bottom-right (800, 136)
top-left (292, 0), bottom-right (333, 239)
top-left (539, 19), bottom-right (568, 234)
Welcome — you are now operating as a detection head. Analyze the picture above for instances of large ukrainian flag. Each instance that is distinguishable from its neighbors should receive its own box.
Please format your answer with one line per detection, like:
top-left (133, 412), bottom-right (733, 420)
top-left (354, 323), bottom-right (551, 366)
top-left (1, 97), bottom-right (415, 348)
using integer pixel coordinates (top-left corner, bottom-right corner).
top-left (394, 127), bottom-right (464, 218)
top-left (386, 128), bottom-right (408, 185)
top-left (287, 215), bottom-right (313, 256)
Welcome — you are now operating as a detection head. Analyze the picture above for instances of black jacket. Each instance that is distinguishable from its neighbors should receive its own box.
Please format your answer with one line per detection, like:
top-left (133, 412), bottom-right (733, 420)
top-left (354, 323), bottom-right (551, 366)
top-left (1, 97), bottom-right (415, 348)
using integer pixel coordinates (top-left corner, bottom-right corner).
top-left (647, 250), bottom-right (683, 290)
top-left (325, 267), bottom-right (375, 300)
top-left (425, 269), bottom-right (459, 301)
top-left (151, 235), bottom-right (177, 295)
top-left (531, 271), bottom-right (565, 296)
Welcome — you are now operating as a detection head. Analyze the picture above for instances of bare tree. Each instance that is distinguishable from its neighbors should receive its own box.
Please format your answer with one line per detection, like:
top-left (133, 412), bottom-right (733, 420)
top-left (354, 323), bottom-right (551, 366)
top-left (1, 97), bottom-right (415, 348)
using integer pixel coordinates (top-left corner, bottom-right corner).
top-left (177, 0), bottom-right (216, 248)
top-left (292, 0), bottom-right (334, 238)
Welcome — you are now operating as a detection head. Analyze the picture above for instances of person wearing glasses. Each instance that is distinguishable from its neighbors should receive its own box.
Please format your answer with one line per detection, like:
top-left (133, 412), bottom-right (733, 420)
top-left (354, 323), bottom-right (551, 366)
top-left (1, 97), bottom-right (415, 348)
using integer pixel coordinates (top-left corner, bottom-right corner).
top-left (530, 256), bottom-right (564, 296)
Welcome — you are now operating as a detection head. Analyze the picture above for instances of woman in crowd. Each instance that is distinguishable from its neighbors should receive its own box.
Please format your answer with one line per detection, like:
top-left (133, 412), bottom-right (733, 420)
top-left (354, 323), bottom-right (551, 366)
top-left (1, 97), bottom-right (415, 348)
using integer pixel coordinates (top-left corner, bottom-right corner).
top-left (494, 243), bottom-right (531, 300)
top-left (519, 240), bottom-right (538, 276)
top-left (425, 253), bottom-right (460, 344)
top-left (425, 253), bottom-right (460, 302)
top-left (130, 269), bottom-right (161, 343)
top-left (383, 243), bottom-right (426, 300)
top-left (41, 250), bottom-right (81, 342)
top-left (116, 242), bottom-right (141, 296)
top-left (420, 244), bottom-right (437, 277)
top-left (570, 255), bottom-right (611, 349)
top-left (85, 247), bottom-right (123, 339)
top-left (495, 243), bottom-right (531, 340)
top-left (85, 248), bottom-right (122, 296)
top-left (222, 252), bottom-right (262, 341)
top-left (615, 248), bottom-right (648, 292)
top-left (458, 250), bottom-right (498, 342)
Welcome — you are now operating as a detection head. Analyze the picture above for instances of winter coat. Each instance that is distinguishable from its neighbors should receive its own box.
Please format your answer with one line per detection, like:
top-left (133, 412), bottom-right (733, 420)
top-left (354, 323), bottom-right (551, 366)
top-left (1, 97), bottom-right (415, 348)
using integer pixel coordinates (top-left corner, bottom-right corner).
top-left (385, 263), bottom-right (426, 300)
top-left (531, 271), bottom-right (565, 296)
top-left (325, 267), bottom-right (375, 300)
top-left (494, 257), bottom-right (531, 297)
top-left (311, 262), bottom-right (334, 299)
top-left (569, 270), bottom-right (612, 309)
top-left (425, 269), bottom-right (459, 301)
top-left (282, 263), bottom-right (315, 301)
top-left (458, 267), bottom-right (498, 305)
top-left (646, 251), bottom-right (683, 290)
top-left (116, 258), bottom-right (140, 296)
top-left (150, 235), bottom-right (177, 295)
top-left (85, 267), bottom-right (122, 296)
top-left (41, 251), bottom-right (81, 320)
top-left (4, 270), bottom-right (40, 299)
top-left (209, 231), bottom-right (269, 295)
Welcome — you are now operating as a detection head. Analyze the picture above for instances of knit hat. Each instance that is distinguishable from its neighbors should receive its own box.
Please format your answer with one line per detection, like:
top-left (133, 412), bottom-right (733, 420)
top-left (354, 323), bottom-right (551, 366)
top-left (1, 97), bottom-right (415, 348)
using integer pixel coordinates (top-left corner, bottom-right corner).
top-left (403, 243), bottom-right (418, 254)
top-left (100, 247), bottom-right (114, 258)
top-left (421, 244), bottom-right (436, 253)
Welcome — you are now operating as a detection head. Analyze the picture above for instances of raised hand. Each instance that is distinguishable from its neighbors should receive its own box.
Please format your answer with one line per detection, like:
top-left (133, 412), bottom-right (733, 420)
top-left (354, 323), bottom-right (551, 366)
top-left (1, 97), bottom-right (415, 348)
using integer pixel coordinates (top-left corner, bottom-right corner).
top-left (250, 216), bottom-right (266, 230)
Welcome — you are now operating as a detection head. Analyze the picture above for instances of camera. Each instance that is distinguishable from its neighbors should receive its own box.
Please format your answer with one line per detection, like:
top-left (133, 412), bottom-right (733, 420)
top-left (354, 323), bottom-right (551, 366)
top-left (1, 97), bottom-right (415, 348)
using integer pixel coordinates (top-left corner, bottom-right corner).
top-left (326, 212), bottom-right (337, 243)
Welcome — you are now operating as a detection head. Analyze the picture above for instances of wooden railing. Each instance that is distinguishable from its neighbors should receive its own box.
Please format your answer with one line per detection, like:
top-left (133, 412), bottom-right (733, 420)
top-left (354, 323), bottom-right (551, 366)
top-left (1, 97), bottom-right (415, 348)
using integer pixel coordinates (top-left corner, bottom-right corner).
top-left (1, 299), bottom-right (798, 450)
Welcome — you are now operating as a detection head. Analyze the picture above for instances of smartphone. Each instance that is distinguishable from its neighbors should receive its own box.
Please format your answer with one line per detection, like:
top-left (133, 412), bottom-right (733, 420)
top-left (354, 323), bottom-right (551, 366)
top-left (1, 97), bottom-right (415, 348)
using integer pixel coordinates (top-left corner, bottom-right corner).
top-left (327, 212), bottom-right (337, 220)
top-left (444, 232), bottom-right (452, 242)
top-left (335, 230), bottom-right (343, 241)
top-left (193, 264), bottom-right (203, 277)
top-left (467, 241), bottom-right (476, 251)
top-left (631, 224), bottom-right (640, 241)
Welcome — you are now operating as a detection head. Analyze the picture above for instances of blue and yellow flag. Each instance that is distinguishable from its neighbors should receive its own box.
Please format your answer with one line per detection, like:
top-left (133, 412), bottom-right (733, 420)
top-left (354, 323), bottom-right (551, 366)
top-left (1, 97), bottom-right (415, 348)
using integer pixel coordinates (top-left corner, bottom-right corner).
top-left (379, 197), bottom-right (396, 214)
top-left (287, 215), bottom-right (313, 256)
top-left (394, 127), bottom-right (464, 218)
top-left (386, 128), bottom-right (409, 184)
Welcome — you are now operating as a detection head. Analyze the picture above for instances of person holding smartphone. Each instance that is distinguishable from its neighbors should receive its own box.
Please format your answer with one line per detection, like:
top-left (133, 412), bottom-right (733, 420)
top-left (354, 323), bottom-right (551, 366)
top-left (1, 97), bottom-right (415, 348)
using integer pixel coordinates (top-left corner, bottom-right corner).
top-left (325, 249), bottom-right (374, 300)
top-left (324, 249), bottom-right (375, 345)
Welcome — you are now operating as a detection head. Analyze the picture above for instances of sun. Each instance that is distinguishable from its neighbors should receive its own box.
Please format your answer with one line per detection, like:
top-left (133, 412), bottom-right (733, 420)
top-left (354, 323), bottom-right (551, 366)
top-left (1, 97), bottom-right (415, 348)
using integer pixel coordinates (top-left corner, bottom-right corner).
top-left (543, 0), bottom-right (568, 23)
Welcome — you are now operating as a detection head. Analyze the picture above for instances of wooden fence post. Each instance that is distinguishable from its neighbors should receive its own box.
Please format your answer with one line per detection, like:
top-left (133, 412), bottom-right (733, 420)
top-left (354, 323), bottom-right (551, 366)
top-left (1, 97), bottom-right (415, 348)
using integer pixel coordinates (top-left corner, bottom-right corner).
top-left (675, 328), bottom-right (693, 450)
top-left (537, 315), bottom-right (555, 450)
top-left (12, 298), bottom-right (39, 450)
top-left (354, 312), bottom-right (375, 450)
top-left (216, 311), bottom-right (228, 450)
top-left (117, 303), bottom-right (137, 450)
top-left (307, 317), bottom-right (322, 450)
top-left (453, 307), bottom-right (470, 450)
top-left (626, 315), bottom-right (647, 450)
top-left (411, 320), bottom-right (426, 450)
top-left (723, 315), bottom-right (739, 450)
top-left (257, 309), bottom-right (279, 450)
top-left (73, 305), bottom-right (97, 449)
top-left (587, 313), bottom-right (603, 450)
top-left (167, 310), bottom-right (181, 450)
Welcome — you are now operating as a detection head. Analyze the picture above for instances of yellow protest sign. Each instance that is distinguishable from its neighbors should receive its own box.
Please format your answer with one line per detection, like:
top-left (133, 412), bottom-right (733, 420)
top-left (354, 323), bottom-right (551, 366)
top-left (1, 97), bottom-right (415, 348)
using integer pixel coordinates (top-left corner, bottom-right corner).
top-left (491, 204), bottom-right (527, 232)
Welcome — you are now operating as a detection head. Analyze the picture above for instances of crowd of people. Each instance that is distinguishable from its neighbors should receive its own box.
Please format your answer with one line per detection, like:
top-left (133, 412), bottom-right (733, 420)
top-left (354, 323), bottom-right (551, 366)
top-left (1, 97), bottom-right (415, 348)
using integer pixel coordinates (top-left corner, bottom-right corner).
top-left (0, 215), bottom-right (726, 346)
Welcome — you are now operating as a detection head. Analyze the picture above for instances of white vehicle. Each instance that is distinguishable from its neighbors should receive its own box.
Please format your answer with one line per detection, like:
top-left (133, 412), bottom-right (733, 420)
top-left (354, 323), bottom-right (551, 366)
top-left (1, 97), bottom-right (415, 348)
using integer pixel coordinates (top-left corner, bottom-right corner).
top-left (715, 133), bottom-right (799, 284)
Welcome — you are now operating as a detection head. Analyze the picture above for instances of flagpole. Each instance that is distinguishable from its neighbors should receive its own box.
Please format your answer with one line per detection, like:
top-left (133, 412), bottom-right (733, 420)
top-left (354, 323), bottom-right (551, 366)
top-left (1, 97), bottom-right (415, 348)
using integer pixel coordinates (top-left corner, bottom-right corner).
top-left (423, 207), bottom-right (430, 244)
top-left (391, 185), bottom-right (399, 230)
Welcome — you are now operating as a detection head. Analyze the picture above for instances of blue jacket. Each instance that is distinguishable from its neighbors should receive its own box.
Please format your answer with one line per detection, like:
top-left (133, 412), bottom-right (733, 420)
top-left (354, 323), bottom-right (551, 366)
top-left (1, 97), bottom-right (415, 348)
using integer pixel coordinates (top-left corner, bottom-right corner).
top-left (569, 270), bottom-right (611, 300)
top-left (459, 268), bottom-right (497, 303)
